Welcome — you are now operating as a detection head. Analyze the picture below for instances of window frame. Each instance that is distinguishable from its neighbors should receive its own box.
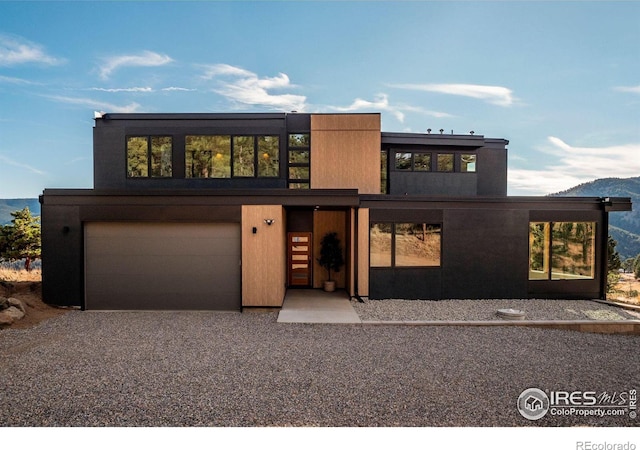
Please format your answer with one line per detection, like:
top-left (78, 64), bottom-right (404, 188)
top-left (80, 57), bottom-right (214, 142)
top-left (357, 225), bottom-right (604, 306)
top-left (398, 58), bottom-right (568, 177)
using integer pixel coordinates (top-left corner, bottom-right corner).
top-left (528, 221), bottom-right (597, 281)
top-left (185, 134), bottom-right (280, 179)
top-left (126, 135), bottom-right (173, 179)
top-left (388, 149), bottom-right (477, 173)
top-left (287, 132), bottom-right (310, 189)
top-left (370, 221), bottom-right (442, 268)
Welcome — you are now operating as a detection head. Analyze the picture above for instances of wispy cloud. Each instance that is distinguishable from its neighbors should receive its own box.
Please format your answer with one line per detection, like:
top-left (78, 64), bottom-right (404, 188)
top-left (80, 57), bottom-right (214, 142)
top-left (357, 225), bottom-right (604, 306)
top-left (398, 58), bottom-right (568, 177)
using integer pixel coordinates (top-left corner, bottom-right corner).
top-left (46, 95), bottom-right (141, 113)
top-left (391, 83), bottom-right (516, 107)
top-left (97, 51), bottom-right (173, 80)
top-left (89, 87), bottom-right (153, 93)
top-left (201, 64), bottom-right (306, 111)
top-left (0, 34), bottom-right (65, 66)
top-left (331, 93), bottom-right (452, 122)
top-left (0, 154), bottom-right (46, 175)
top-left (614, 85), bottom-right (640, 94)
top-left (162, 86), bottom-right (196, 92)
top-left (509, 136), bottom-right (640, 195)
top-left (0, 75), bottom-right (39, 85)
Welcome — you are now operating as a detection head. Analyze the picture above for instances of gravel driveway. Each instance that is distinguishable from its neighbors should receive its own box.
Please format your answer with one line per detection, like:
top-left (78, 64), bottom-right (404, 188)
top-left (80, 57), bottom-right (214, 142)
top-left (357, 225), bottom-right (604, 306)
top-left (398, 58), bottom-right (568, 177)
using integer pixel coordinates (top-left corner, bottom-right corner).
top-left (1, 310), bottom-right (638, 427)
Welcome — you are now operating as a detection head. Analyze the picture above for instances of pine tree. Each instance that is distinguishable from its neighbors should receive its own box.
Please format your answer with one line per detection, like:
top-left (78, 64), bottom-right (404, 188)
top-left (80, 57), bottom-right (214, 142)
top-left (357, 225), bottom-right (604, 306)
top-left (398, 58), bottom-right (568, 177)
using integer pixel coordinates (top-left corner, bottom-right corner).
top-left (0, 207), bottom-right (41, 271)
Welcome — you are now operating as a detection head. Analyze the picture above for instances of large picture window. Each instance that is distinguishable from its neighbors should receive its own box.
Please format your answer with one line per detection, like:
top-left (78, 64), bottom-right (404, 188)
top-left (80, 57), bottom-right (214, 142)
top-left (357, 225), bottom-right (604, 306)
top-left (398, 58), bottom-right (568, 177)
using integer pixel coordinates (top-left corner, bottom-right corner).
top-left (370, 222), bottom-right (441, 268)
top-left (127, 136), bottom-right (172, 178)
top-left (186, 134), bottom-right (279, 179)
top-left (186, 135), bottom-right (230, 178)
top-left (529, 221), bottom-right (596, 280)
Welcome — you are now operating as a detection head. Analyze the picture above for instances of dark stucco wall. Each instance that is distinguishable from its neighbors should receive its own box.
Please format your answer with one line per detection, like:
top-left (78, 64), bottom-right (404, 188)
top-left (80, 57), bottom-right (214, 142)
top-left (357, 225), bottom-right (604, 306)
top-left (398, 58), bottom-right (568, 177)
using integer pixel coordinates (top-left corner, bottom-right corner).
top-left (367, 199), bottom-right (607, 300)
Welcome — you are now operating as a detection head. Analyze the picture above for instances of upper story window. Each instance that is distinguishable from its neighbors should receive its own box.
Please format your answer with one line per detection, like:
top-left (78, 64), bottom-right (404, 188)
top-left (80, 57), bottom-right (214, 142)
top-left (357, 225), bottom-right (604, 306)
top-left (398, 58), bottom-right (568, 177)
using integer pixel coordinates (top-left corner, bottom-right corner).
top-left (461, 154), bottom-right (477, 172)
top-left (389, 149), bottom-right (477, 173)
top-left (185, 135), bottom-right (279, 179)
top-left (436, 153), bottom-right (454, 172)
top-left (127, 136), bottom-right (172, 178)
top-left (288, 133), bottom-right (310, 189)
top-left (186, 135), bottom-right (231, 178)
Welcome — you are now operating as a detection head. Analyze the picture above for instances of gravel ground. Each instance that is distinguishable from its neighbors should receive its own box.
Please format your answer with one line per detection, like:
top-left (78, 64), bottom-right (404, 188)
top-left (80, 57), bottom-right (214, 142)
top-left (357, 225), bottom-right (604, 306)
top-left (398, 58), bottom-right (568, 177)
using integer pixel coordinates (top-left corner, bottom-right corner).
top-left (352, 298), bottom-right (640, 322)
top-left (1, 310), bottom-right (638, 427)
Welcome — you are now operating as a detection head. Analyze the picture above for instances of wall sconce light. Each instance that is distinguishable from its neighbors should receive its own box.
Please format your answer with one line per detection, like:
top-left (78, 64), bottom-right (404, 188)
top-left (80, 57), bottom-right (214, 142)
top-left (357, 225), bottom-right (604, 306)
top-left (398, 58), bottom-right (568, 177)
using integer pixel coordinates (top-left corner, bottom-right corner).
top-left (264, 219), bottom-right (275, 226)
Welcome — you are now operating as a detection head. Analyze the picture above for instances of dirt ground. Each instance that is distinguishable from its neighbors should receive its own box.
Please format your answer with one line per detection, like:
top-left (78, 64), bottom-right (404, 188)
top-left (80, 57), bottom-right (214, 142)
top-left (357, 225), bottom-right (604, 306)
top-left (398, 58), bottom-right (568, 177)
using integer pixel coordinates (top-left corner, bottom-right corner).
top-left (609, 272), bottom-right (640, 306)
top-left (0, 278), bottom-right (71, 330)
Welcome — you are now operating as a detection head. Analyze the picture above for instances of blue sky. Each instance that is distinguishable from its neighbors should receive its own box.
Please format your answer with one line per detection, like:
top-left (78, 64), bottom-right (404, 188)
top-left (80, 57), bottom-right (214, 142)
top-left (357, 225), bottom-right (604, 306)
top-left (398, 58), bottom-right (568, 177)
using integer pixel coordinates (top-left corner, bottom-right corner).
top-left (0, 1), bottom-right (638, 198)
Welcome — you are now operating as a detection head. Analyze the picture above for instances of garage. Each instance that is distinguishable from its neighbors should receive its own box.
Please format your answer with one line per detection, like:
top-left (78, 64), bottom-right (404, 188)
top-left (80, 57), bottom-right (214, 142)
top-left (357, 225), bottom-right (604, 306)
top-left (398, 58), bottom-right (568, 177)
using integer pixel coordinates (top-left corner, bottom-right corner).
top-left (84, 222), bottom-right (241, 310)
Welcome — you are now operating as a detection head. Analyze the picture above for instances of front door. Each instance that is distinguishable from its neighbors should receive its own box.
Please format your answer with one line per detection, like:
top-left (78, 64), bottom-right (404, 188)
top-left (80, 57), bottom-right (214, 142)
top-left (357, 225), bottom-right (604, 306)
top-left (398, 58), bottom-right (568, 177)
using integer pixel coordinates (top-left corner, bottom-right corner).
top-left (288, 232), bottom-right (312, 287)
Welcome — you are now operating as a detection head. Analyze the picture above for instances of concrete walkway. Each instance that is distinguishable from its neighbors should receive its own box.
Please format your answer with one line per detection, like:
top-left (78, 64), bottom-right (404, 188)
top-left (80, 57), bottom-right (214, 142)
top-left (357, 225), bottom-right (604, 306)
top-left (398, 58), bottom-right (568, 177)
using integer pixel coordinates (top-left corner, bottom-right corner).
top-left (276, 290), bottom-right (640, 334)
top-left (277, 289), bottom-right (361, 324)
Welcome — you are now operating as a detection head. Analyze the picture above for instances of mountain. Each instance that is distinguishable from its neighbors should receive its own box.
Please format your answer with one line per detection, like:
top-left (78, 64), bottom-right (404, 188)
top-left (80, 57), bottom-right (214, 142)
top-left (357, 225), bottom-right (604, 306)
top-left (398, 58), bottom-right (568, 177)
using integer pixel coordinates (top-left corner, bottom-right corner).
top-left (0, 198), bottom-right (41, 225)
top-left (551, 176), bottom-right (640, 260)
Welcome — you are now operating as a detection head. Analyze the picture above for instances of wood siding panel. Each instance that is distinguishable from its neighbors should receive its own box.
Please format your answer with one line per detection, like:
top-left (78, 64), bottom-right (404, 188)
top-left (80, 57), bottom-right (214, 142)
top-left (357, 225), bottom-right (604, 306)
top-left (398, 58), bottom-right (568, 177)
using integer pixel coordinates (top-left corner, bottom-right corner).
top-left (358, 208), bottom-right (370, 297)
top-left (241, 205), bottom-right (286, 307)
top-left (310, 114), bottom-right (381, 194)
top-left (313, 210), bottom-right (347, 289)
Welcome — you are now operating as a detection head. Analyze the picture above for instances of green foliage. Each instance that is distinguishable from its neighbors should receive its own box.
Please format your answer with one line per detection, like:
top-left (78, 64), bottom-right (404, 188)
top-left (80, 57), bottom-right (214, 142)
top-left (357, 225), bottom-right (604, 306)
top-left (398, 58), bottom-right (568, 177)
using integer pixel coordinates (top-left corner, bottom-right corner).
top-left (317, 232), bottom-right (344, 282)
top-left (606, 236), bottom-right (621, 293)
top-left (608, 235), bottom-right (621, 272)
top-left (0, 207), bottom-right (41, 271)
top-left (634, 254), bottom-right (640, 280)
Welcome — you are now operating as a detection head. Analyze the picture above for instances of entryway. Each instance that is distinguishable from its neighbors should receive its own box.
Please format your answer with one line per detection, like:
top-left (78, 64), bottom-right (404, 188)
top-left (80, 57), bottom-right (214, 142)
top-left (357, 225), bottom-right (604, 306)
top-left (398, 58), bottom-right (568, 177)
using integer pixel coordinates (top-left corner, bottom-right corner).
top-left (277, 289), bottom-right (361, 324)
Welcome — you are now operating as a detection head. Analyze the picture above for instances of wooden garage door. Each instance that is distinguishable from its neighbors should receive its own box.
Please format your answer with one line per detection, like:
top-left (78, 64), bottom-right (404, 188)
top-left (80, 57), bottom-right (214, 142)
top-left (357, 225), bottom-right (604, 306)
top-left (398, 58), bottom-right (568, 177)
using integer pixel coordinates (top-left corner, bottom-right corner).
top-left (84, 222), bottom-right (241, 310)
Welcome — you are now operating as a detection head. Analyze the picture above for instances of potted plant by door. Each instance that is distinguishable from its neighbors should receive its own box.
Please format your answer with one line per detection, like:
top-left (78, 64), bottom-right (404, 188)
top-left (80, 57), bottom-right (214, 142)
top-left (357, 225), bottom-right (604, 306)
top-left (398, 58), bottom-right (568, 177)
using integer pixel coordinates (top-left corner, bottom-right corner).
top-left (317, 232), bottom-right (345, 292)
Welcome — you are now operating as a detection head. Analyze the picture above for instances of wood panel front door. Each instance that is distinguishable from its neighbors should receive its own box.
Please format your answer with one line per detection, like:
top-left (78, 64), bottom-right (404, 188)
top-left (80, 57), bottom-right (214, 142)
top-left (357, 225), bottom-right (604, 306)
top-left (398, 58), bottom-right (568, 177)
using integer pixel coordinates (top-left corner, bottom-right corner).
top-left (288, 232), bottom-right (312, 287)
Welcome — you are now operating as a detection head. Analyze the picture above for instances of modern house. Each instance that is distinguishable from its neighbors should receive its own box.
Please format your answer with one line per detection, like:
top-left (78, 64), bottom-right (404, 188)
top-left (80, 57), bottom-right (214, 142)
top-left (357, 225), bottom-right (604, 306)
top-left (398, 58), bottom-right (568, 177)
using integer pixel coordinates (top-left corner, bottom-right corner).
top-left (40, 113), bottom-right (632, 310)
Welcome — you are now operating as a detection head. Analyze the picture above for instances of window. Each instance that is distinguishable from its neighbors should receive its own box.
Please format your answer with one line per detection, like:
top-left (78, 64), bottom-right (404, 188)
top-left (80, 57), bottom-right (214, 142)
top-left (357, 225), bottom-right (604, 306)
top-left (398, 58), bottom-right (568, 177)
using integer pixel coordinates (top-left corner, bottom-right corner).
top-left (437, 154), bottom-right (454, 172)
top-left (380, 149), bottom-right (388, 194)
top-left (370, 223), bottom-right (392, 267)
top-left (288, 133), bottom-right (310, 147)
top-left (233, 136), bottom-right (255, 177)
top-left (395, 152), bottom-right (412, 170)
top-left (186, 135), bottom-right (231, 178)
top-left (460, 154), bottom-right (476, 172)
top-left (414, 153), bottom-right (431, 171)
top-left (370, 222), bottom-right (441, 268)
top-left (187, 134), bottom-right (279, 179)
top-left (288, 133), bottom-right (310, 189)
top-left (529, 222), bottom-right (596, 280)
top-left (127, 136), bottom-right (172, 178)
top-left (257, 136), bottom-right (279, 177)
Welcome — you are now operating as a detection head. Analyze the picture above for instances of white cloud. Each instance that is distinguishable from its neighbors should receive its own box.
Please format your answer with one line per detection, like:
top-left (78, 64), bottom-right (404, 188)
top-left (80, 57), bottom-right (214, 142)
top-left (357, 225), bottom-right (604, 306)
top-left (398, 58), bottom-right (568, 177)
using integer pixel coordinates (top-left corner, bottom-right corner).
top-left (334, 94), bottom-right (405, 121)
top-left (201, 64), bottom-right (306, 111)
top-left (508, 136), bottom-right (640, 195)
top-left (391, 83), bottom-right (516, 106)
top-left (90, 87), bottom-right (153, 93)
top-left (614, 85), bottom-right (640, 94)
top-left (46, 95), bottom-right (141, 113)
top-left (0, 75), bottom-right (38, 85)
top-left (162, 86), bottom-right (196, 92)
top-left (97, 51), bottom-right (173, 80)
top-left (0, 34), bottom-right (64, 66)
top-left (0, 154), bottom-right (46, 175)
top-left (331, 93), bottom-right (452, 123)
